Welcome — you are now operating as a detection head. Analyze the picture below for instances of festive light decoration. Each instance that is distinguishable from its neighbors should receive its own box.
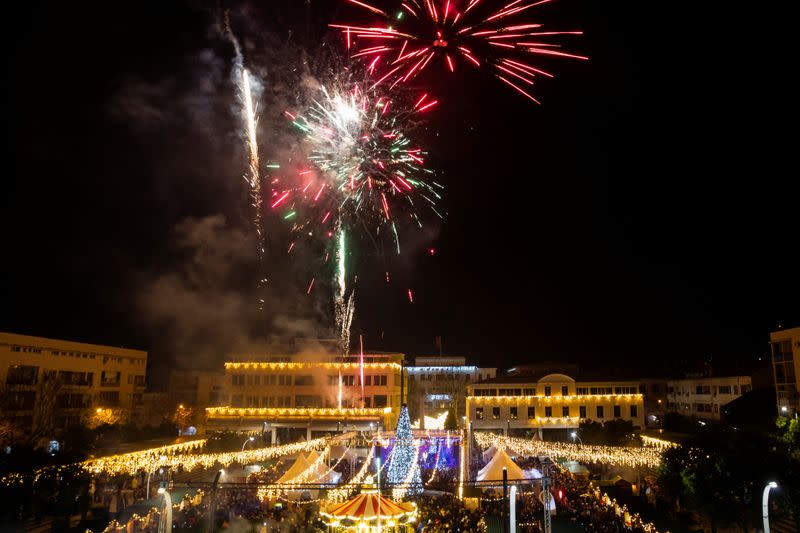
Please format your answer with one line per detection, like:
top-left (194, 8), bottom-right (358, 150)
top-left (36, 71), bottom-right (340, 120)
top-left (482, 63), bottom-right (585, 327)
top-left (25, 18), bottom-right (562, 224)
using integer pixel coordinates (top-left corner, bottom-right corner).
top-left (224, 361), bottom-right (401, 371)
top-left (474, 433), bottom-right (664, 469)
top-left (321, 482), bottom-right (418, 529)
top-left (467, 393), bottom-right (643, 403)
top-left (458, 429), bottom-right (466, 499)
top-left (388, 405), bottom-right (423, 498)
top-left (206, 406), bottom-right (393, 419)
top-left (427, 394), bottom-right (452, 401)
top-left (328, 445), bottom-right (376, 502)
top-left (640, 435), bottom-right (678, 449)
top-left (406, 366), bottom-right (477, 373)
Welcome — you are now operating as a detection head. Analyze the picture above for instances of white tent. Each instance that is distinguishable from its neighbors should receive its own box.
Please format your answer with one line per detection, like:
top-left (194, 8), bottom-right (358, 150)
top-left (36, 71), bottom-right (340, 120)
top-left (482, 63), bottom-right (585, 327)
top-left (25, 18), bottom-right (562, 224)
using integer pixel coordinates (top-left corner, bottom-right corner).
top-left (482, 444), bottom-right (499, 462)
top-left (276, 452), bottom-right (312, 484)
top-left (477, 447), bottom-right (526, 482)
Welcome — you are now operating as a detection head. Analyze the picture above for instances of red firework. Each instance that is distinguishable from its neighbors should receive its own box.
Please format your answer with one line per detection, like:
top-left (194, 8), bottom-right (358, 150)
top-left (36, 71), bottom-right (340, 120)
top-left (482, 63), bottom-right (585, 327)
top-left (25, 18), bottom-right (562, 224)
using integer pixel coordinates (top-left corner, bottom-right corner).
top-left (331, 0), bottom-right (586, 103)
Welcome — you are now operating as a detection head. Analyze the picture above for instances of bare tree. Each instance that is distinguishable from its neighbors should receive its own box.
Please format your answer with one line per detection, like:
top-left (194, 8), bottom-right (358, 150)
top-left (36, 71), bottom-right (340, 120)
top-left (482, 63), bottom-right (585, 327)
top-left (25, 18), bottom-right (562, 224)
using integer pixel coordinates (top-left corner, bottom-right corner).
top-left (29, 376), bottom-right (62, 445)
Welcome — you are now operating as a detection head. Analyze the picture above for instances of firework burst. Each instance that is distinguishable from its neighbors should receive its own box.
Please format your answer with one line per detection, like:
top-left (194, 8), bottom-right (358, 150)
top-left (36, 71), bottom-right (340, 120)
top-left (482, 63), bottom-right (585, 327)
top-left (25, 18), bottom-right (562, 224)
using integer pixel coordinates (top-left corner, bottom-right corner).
top-left (332, 0), bottom-right (586, 103)
top-left (270, 80), bottom-right (443, 253)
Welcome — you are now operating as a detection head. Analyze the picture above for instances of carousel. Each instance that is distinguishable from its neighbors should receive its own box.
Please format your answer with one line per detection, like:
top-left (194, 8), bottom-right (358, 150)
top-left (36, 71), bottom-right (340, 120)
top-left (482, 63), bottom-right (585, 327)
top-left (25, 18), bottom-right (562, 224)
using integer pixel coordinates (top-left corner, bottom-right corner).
top-left (320, 477), bottom-right (418, 532)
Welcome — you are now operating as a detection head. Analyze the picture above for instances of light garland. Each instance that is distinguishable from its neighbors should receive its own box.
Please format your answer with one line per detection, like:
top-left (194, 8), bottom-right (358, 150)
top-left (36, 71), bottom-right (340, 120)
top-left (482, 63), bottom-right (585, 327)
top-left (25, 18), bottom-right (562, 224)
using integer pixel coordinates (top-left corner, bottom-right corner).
top-left (224, 361), bottom-right (401, 371)
top-left (327, 445), bottom-right (375, 502)
top-left (467, 393), bottom-right (643, 403)
top-left (261, 446), bottom-right (333, 499)
top-left (83, 437), bottom-right (329, 476)
top-left (640, 435), bottom-right (678, 449)
top-left (407, 366), bottom-right (478, 373)
top-left (586, 482), bottom-right (660, 533)
top-left (474, 433), bottom-right (663, 469)
top-left (206, 406), bottom-right (393, 418)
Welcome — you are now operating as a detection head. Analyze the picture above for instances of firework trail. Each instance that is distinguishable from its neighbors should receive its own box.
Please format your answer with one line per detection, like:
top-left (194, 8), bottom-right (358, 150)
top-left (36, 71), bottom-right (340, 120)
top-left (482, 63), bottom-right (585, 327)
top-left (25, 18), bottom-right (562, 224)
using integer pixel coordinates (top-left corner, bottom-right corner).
top-left (334, 227), bottom-right (356, 353)
top-left (332, 0), bottom-right (586, 103)
top-left (226, 14), bottom-right (268, 302)
top-left (242, 68), bottom-right (264, 248)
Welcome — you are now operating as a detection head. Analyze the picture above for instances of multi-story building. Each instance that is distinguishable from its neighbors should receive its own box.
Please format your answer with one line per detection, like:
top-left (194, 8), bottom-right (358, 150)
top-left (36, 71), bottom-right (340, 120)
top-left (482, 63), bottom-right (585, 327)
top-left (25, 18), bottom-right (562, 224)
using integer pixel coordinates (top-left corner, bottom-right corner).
top-left (639, 378), bottom-right (668, 427)
top-left (204, 352), bottom-right (404, 442)
top-left (770, 327), bottom-right (800, 416)
top-left (666, 375), bottom-right (752, 421)
top-left (169, 369), bottom-right (227, 409)
top-left (466, 372), bottom-right (645, 439)
top-left (406, 356), bottom-right (496, 428)
top-left (0, 331), bottom-right (147, 431)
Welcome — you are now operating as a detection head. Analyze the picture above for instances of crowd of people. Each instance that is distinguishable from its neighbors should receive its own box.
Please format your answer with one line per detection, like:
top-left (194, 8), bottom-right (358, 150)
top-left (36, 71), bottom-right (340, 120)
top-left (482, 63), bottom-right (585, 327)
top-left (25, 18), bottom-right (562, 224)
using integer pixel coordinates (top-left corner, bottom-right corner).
top-left (414, 494), bottom-right (485, 532)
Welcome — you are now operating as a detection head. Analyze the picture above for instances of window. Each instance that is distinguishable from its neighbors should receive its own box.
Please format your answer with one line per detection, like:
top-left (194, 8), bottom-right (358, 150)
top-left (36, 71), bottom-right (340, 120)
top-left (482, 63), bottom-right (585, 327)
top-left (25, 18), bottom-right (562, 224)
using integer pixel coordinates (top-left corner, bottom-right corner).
top-left (734, 385), bottom-right (739, 395)
top-left (473, 388), bottom-right (498, 397)
top-left (373, 395), bottom-right (388, 407)
top-left (596, 406), bottom-right (604, 418)
top-left (545, 406), bottom-right (552, 417)
top-left (98, 391), bottom-right (120, 406)
top-left (544, 386), bottom-right (551, 397)
top-left (6, 365), bottom-right (38, 385)
top-left (499, 388), bottom-right (521, 396)
top-left (492, 407), bottom-right (500, 420)
top-left (741, 384), bottom-right (751, 394)
top-left (576, 387), bottom-right (589, 395)
top-left (295, 395), bottom-right (322, 407)
top-left (365, 375), bottom-right (372, 386)
top-left (630, 405), bottom-right (638, 417)
top-left (101, 371), bottom-right (121, 386)
top-left (523, 388), bottom-right (535, 396)
top-left (590, 387), bottom-right (613, 395)
top-left (562, 386), bottom-right (569, 396)
top-left (232, 374), bottom-right (245, 386)
top-left (375, 375), bottom-right (388, 386)
top-left (510, 407), bottom-right (518, 419)
top-left (614, 386), bottom-right (638, 394)
top-left (718, 385), bottom-right (732, 394)
top-left (561, 406), bottom-right (569, 417)
top-left (342, 375), bottom-right (356, 386)
top-left (231, 395), bottom-right (243, 407)
top-left (613, 405), bottom-right (621, 418)
top-left (527, 406), bottom-right (536, 418)
top-left (476, 407), bottom-right (484, 420)
top-left (295, 375), bottom-right (314, 386)
top-left (579, 406), bottom-right (587, 418)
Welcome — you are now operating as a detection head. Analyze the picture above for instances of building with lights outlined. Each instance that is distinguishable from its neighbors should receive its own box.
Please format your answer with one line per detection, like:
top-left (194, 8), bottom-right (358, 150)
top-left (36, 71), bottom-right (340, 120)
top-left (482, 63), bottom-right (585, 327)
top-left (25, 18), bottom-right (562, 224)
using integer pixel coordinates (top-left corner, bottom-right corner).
top-left (406, 356), bottom-right (496, 428)
top-left (466, 372), bottom-right (645, 439)
top-left (204, 351), bottom-right (404, 443)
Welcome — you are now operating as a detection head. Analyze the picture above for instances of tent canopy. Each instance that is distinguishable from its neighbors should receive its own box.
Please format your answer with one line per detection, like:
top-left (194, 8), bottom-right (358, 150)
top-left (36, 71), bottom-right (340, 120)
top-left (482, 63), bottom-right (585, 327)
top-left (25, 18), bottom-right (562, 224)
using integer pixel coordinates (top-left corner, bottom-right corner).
top-left (477, 447), bottom-right (526, 482)
top-left (276, 453), bottom-right (312, 483)
top-left (322, 490), bottom-right (416, 521)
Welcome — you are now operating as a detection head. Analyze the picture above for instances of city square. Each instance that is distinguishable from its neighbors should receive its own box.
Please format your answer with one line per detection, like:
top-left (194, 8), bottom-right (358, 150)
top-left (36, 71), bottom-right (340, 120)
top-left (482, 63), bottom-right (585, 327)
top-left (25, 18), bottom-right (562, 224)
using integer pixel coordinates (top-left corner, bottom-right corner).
top-left (3, 1), bottom-right (797, 532)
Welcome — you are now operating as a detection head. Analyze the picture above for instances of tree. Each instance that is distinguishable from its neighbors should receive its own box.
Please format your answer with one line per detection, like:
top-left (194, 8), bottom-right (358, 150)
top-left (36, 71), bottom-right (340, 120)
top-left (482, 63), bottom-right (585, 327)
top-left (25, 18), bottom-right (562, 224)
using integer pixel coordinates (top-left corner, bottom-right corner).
top-left (444, 409), bottom-right (458, 430)
top-left (29, 375), bottom-right (62, 446)
top-left (387, 405), bottom-right (422, 495)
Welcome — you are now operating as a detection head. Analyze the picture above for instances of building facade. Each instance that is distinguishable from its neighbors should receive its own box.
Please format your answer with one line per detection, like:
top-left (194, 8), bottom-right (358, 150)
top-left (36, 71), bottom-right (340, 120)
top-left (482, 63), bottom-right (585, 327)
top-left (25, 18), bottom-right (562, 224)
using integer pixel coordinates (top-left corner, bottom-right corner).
top-left (406, 356), bottom-right (496, 428)
top-left (770, 327), bottom-right (800, 416)
top-left (639, 378), bottom-right (668, 427)
top-left (666, 375), bottom-right (752, 421)
top-left (466, 373), bottom-right (645, 438)
top-left (169, 369), bottom-right (227, 409)
top-left (0, 332), bottom-right (147, 431)
top-left (204, 352), bottom-right (404, 442)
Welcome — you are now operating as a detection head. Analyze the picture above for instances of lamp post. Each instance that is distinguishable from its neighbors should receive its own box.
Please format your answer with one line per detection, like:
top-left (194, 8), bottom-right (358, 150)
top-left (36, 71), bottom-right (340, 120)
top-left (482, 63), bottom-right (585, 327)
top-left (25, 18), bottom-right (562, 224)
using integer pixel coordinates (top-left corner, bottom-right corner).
top-left (762, 481), bottom-right (778, 533)
top-left (571, 431), bottom-right (583, 446)
top-left (241, 436), bottom-right (255, 453)
top-left (376, 454), bottom-right (382, 533)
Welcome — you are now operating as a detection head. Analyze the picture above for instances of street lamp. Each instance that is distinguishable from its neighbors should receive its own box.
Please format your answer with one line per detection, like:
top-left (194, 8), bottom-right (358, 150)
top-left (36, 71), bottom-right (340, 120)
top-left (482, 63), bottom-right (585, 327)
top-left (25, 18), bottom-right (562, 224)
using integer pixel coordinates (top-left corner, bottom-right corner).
top-left (241, 436), bottom-right (255, 452)
top-left (763, 481), bottom-right (778, 533)
top-left (570, 431), bottom-right (583, 446)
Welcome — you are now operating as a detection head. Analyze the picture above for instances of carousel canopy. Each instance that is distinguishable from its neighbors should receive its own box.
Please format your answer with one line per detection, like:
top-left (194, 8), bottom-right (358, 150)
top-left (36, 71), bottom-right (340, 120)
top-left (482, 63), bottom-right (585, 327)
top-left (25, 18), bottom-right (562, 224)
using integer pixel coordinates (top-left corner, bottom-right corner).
top-left (477, 447), bottom-right (526, 482)
top-left (322, 490), bottom-right (416, 521)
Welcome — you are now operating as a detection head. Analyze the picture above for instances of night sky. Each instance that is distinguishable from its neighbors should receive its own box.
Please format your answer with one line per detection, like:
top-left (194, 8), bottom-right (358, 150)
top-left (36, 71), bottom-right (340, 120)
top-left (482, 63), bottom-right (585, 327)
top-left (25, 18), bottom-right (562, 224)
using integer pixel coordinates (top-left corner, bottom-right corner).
top-left (6, 1), bottom-right (798, 376)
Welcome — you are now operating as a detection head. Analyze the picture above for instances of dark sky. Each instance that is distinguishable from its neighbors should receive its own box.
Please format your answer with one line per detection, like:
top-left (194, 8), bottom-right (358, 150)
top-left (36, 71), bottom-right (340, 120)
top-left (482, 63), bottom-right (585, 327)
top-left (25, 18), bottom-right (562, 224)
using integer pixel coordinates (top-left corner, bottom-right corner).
top-left (5, 1), bottom-right (798, 376)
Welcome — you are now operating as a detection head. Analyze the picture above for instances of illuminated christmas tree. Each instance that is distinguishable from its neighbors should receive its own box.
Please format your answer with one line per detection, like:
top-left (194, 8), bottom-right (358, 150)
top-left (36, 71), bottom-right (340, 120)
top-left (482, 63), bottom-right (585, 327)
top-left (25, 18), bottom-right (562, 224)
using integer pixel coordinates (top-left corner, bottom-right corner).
top-left (388, 404), bottom-right (422, 496)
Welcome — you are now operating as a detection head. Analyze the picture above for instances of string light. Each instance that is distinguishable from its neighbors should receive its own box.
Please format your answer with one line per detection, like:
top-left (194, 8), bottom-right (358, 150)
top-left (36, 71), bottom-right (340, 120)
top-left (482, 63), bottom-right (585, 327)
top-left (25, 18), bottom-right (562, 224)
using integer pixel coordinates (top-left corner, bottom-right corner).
top-left (224, 362), bottom-right (401, 371)
top-left (327, 446), bottom-right (376, 502)
top-left (206, 406), bottom-right (393, 418)
top-left (640, 435), bottom-right (678, 449)
top-left (467, 393), bottom-right (643, 403)
top-left (474, 433), bottom-right (664, 469)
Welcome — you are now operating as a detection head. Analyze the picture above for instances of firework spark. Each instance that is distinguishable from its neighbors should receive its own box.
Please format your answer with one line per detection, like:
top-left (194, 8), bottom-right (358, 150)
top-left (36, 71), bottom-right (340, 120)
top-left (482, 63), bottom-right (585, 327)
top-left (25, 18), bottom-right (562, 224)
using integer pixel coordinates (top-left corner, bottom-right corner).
top-left (333, 0), bottom-right (586, 102)
top-left (270, 80), bottom-right (443, 252)
top-left (334, 228), bottom-right (356, 353)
